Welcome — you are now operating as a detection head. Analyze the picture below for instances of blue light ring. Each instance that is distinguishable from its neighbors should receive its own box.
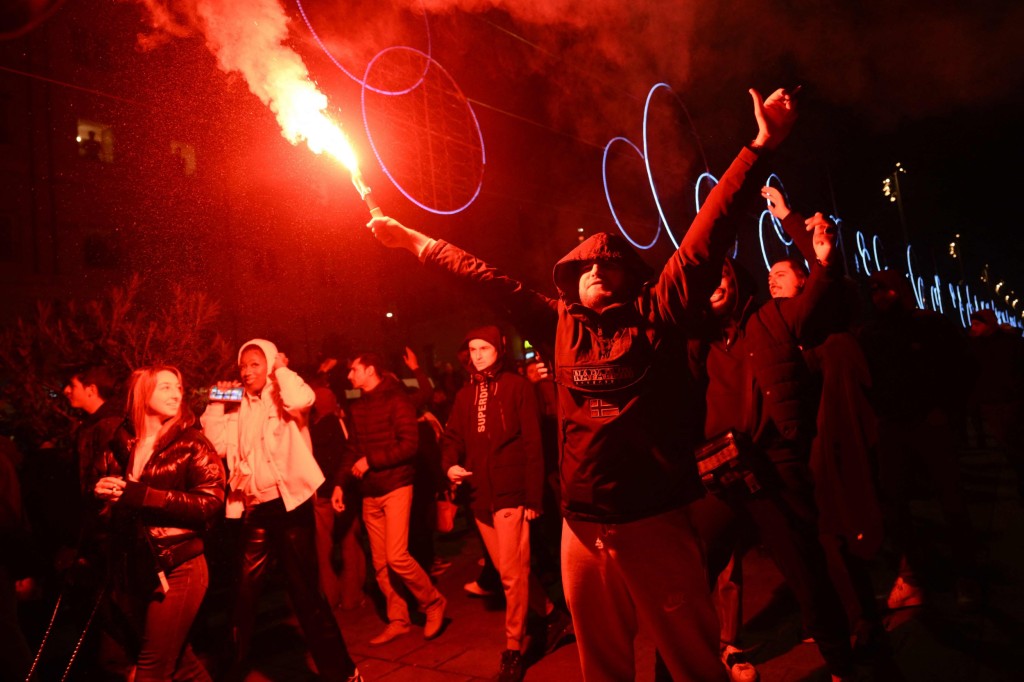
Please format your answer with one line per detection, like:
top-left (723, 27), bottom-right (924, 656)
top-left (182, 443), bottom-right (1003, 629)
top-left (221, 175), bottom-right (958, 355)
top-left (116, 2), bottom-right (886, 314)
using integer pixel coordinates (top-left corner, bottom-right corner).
top-left (361, 45), bottom-right (485, 215)
top-left (602, 136), bottom-right (660, 250)
top-left (294, 0), bottom-right (433, 96)
top-left (642, 83), bottom-right (708, 250)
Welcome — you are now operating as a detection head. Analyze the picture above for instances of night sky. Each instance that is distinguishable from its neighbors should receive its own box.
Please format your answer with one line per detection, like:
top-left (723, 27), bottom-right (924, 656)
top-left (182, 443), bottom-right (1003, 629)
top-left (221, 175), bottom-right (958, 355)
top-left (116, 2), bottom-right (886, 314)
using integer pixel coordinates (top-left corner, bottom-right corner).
top-left (169, 0), bottom-right (1024, 286)
top-left (3, 0), bottom-right (1023, 355)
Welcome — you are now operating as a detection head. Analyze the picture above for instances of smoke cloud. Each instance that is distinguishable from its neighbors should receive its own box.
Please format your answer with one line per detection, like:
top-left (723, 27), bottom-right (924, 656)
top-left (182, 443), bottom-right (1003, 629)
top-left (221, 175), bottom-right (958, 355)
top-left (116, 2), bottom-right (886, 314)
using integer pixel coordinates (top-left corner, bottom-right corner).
top-left (134, 0), bottom-right (1024, 147)
top-left (135, 0), bottom-right (358, 159)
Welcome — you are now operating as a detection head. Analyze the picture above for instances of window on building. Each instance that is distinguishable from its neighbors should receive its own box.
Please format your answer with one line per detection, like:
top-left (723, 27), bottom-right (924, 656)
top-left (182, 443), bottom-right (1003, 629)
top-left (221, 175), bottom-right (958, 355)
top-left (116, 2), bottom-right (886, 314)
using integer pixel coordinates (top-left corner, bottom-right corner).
top-left (77, 120), bottom-right (113, 162)
top-left (169, 141), bottom-right (197, 175)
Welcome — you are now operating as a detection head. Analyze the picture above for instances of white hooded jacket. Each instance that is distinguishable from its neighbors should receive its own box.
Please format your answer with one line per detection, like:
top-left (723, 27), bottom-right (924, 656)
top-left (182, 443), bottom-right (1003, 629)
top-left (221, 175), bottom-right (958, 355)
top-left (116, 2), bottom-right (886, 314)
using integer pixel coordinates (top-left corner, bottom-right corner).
top-left (201, 338), bottom-right (325, 518)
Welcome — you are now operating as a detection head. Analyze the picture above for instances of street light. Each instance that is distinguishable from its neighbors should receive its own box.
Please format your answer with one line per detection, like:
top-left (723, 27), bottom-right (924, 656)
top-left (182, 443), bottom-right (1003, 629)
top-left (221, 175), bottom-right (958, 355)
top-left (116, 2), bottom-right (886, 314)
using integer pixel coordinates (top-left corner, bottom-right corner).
top-left (949, 233), bottom-right (965, 283)
top-left (882, 162), bottom-right (909, 245)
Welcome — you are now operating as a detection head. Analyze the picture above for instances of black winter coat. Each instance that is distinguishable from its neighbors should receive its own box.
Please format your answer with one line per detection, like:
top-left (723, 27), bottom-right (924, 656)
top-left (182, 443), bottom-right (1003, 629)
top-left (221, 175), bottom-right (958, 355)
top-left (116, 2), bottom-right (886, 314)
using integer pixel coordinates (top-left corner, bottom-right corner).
top-left (341, 376), bottom-right (420, 498)
top-left (703, 212), bottom-right (839, 453)
top-left (100, 416), bottom-right (226, 577)
top-left (441, 369), bottom-right (545, 519)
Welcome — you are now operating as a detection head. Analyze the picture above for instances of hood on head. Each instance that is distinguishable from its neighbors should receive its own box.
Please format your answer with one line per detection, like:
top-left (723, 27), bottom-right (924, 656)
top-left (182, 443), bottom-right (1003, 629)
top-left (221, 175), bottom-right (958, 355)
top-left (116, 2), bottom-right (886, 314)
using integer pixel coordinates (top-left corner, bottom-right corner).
top-left (457, 325), bottom-right (506, 376)
top-left (238, 338), bottom-right (278, 371)
top-left (552, 232), bottom-right (654, 303)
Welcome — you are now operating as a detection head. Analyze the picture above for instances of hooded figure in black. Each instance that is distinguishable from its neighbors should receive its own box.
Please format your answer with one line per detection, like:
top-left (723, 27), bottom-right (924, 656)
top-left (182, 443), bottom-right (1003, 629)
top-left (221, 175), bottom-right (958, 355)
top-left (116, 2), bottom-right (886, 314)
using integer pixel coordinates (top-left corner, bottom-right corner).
top-left (684, 240), bottom-right (855, 681)
top-left (441, 325), bottom-right (566, 680)
top-left (442, 325), bottom-right (545, 518)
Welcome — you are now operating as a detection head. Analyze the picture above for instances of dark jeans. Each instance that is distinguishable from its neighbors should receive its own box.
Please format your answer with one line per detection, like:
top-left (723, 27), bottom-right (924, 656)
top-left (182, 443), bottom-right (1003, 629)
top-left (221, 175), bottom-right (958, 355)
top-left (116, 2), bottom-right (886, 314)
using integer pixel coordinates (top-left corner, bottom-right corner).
top-left (743, 464), bottom-right (852, 677)
top-left (229, 497), bottom-right (356, 682)
top-left (674, 459), bottom-right (853, 679)
top-left (115, 554), bottom-right (211, 682)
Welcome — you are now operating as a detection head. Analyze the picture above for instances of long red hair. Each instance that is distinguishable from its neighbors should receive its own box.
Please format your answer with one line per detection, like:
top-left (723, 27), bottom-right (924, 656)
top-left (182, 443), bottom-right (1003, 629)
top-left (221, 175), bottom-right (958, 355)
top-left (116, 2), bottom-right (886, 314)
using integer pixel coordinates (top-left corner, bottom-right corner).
top-left (125, 365), bottom-right (189, 440)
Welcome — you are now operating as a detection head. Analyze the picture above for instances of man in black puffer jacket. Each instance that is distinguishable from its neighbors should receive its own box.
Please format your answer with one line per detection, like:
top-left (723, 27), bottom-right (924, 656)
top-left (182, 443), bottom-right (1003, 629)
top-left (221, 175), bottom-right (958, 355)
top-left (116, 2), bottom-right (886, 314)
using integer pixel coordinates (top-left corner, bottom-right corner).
top-left (333, 352), bottom-right (446, 646)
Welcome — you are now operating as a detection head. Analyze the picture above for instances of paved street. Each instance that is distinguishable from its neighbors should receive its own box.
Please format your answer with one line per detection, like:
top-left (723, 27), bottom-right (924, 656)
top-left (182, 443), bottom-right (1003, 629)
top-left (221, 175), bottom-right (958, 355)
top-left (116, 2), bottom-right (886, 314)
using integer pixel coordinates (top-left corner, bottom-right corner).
top-left (47, 442), bottom-right (1023, 682)
top-left (226, 443), bottom-right (1023, 681)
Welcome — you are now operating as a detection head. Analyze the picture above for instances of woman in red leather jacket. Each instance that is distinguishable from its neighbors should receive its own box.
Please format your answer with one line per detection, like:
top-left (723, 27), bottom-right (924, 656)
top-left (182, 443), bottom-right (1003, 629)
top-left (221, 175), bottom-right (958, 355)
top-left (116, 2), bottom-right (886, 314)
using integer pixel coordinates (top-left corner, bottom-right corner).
top-left (92, 366), bottom-right (225, 681)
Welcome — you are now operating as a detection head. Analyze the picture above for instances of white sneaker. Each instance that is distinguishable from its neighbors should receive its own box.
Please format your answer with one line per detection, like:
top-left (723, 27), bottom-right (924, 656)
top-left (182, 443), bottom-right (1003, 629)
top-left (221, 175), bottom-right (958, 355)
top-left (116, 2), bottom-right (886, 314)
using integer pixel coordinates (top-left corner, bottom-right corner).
top-left (722, 645), bottom-right (759, 682)
top-left (463, 580), bottom-right (498, 597)
top-left (369, 620), bottom-right (410, 645)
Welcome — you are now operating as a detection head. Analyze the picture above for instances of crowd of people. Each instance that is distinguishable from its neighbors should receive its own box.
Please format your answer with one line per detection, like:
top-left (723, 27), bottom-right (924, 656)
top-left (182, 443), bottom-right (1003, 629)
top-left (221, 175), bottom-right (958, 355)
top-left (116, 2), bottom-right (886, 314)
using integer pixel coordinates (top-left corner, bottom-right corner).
top-left (2, 83), bottom-right (1022, 682)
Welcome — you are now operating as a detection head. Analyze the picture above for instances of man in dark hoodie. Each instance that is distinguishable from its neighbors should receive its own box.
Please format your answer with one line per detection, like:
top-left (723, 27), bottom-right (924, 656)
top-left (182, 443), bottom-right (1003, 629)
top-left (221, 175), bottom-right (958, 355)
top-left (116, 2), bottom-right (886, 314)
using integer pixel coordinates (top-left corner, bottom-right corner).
top-left (333, 352), bottom-right (447, 646)
top-left (364, 86), bottom-right (798, 681)
top-left (441, 325), bottom-right (572, 681)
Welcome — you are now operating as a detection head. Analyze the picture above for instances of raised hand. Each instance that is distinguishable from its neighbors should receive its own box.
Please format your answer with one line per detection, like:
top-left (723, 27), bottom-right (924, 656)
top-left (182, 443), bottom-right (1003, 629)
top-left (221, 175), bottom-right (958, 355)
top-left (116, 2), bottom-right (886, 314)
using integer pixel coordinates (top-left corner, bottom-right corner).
top-left (366, 216), bottom-right (432, 256)
top-left (749, 85), bottom-right (799, 150)
top-left (805, 211), bottom-right (836, 265)
top-left (761, 186), bottom-right (791, 221)
top-left (403, 346), bottom-right (419, 371)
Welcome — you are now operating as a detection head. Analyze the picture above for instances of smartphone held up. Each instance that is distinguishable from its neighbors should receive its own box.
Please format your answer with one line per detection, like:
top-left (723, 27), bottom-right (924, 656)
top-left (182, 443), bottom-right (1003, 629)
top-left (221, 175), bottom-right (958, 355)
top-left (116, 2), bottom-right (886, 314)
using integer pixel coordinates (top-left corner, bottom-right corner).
top-left (209, 385), bottom-right (244, 402)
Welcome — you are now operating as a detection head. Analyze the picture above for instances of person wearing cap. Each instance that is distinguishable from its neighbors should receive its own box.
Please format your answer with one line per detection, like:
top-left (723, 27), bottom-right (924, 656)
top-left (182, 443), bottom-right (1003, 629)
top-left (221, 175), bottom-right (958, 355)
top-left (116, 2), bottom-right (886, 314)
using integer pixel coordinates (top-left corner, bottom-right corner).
top-left (441, 325), bottom-right (572, 681)
top-left (202, 339), bottom-right (361, 682)
top-left (364, 85), bottom-right (798, 682)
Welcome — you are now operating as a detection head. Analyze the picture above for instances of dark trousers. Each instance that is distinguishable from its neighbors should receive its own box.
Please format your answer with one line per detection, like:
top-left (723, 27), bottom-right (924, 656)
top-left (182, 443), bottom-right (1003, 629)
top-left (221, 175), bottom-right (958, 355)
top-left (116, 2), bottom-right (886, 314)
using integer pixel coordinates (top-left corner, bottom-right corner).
top-left (120, 555), bottom-right (211, 682)
top-left (744, 462), bottom-right (852, 677)
top-left (671, 459), bottom-right (853, 679)
top-left (229, 498), bottom-right (356, 681)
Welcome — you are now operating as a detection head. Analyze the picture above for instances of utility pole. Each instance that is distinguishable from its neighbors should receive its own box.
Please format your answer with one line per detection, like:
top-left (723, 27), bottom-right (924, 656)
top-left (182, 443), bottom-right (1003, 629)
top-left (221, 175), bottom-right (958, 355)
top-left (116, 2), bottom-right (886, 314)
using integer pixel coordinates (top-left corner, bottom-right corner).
top-left (882, 162), bottom-right (909, 246)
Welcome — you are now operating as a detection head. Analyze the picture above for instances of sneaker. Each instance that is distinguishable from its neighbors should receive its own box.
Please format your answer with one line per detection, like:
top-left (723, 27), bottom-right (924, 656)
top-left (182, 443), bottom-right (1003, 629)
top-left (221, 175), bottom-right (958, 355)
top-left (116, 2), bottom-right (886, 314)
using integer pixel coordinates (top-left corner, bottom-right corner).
top-left (464, 580), bottom-right (499, 598)
top-left (886, 576), bottom-right (924, 610)
top-left (495, 649), bottom-right (525, 682)
top-left (430, 557), bottom-right (453, 577)
top-left (345, 668), bottom-right (364, 682)
top-left (543, 609), bottom-right (575, 655)
top-left (369, 620), bottom-right (410, 645)
top-left (721, 645), bottom-right (759, 682)
top-left (424, 595), bottom-right (447, 639)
